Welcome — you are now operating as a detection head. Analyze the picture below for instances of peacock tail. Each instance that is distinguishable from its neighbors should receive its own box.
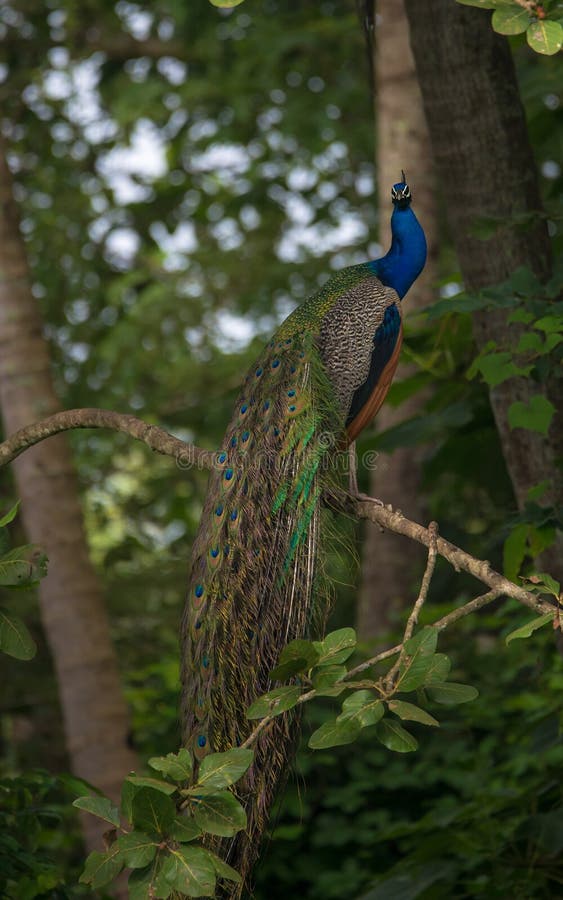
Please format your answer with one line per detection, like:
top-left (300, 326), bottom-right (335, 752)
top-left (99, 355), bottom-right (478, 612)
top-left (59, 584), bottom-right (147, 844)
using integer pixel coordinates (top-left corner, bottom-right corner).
top-left (180, 176), bottom-right (427, 895)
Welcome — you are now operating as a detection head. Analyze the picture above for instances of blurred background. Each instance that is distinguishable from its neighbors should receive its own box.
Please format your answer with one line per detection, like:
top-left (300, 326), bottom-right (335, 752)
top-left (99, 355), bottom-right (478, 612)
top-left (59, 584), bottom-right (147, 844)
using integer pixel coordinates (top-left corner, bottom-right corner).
top-left (0, 0), bottom-right (562, 897)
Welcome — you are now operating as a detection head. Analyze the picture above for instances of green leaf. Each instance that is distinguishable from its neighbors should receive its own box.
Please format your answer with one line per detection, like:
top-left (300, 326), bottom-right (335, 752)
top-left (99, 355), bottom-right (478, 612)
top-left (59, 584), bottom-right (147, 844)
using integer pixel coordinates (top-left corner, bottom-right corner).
top-left (0, 501), bottom-right (20, 528)
top-left (0, 609), bottom-right (36, 660)
top-left (311, 664), bottom-right (347, 695)
top-left (527, 480), bottom-right (550, 503)
top-left (58, 772), bottom-right (105, 798)
top-left (403, 626), bottom-right (438, 657)
top-left (121, 778), bottom-right (137, 824)
top-left (508, 309), bottom-right (535, 325)
top-left (426, 683), bottom-right (479, 705)
top-left (468, 351), bottom-right (532, 387)
top-left (192, 791), bottom-right (247, 837)
top-left (526, 20), bottom-right (563, 55)
top-left (375, 719), bottom-right (418, 753)
top-left (247, 685), bottom-right (303, 719)
top-left (72, 796), bottom-right (120, 828)
top-left (544, 333), bottom-right (563, 352)
top-left (423, 653), bottom-right (452, 684)
top-left (130, 787), bottom-right (176, 835)
top-left (207, 850), bottom-right (243, 884)
top-left (506, 612), bottom-right (555, 645)
top-left (428, 291), bottom-right (489, 322)
top-left (396, 627), bottom-right (439, 692)
top-left (388, 700), bottom-right (439, 727)
top-left (338, 690), bottom-right (385, 728)
top-left (492, 5), bottom-right (530, 35)
top-left (158, 846), bottom-right (216, 898)
top-left (340, 689), bottom-right (373, 710)
top-left (128, 855), bottom-right (165, 900)
top-left (313, 627), bottom-right (357, 665)
top-left (0, 546), bottom-right (48, 587)
top-left (534, 316), bottom-right (563, 335)
top-left (169, 815), bottom-right (202, 843)
top-left (148, 749), bottom-right (193, 783)
top-left (116, 831), bottom-right (158, 868)
top-left (125, 774), bottom-right (177, 795)
top-left (209, 0), bottom-right (246, 9)
top-left (196, 748), bottom-right (253, 792)
top-left (456, 0), bottom-right (496, 7)
top-left (504, 523), bottom-right (530, 582)
top-left (505, 265), bottom-right (543, 296)
top-left (397, 656), bottom-right (435, 693)
top-left (427, 290), bottom-right (488, 320)
top-left (516, 332), bottom-right (544, 354)
top-left (79, 847), bottom-right (123, 889)
top-left (308, 717), bottom-right (361, 749)
top-left (270, 638), bottom-right (320, 680)
top-left (508, 395), bottom-right (555, 436)
top-left (521, 572), bottom-right (561, 597)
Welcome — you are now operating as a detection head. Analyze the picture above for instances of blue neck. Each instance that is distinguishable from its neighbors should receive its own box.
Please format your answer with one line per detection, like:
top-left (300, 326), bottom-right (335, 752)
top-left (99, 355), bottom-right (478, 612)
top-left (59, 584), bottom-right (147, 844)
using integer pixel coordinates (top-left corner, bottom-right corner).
top-left (368, 204), bottom-right (427, 299)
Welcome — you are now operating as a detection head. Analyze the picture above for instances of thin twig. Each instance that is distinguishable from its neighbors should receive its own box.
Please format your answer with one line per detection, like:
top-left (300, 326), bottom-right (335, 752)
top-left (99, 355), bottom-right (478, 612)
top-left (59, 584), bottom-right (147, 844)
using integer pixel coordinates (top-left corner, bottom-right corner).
top-left (384, 521), bottom-right (439, 689)
top-left (406, 521), bottom-right (439, 641)
top-left (347, 588), bottom-right (535, 680)
top-left (240, 687), bottom-right (317, 752)
top-left (433, 589), bottom-right (502, 631)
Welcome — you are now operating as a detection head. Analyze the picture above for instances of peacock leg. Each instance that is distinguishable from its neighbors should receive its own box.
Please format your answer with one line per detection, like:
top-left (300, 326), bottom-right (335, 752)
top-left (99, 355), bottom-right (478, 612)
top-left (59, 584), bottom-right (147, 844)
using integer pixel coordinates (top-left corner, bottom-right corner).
top-left (348, 441), bottom-right (359, 495)
top-left (348, 440), bottom-right (384, 504)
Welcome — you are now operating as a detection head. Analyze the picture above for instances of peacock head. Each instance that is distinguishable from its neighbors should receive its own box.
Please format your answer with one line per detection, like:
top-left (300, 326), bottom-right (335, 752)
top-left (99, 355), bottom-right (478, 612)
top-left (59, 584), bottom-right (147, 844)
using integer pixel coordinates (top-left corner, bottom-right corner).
top-left (391, 170), bottom-right (411, 210)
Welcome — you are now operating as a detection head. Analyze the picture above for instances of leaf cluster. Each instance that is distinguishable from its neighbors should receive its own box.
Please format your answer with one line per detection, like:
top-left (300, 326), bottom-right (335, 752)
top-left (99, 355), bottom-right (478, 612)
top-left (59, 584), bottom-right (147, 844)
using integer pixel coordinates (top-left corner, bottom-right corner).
top-left (0, 502), bottom-right (47, 661)
top-left (0, 770), bottom-right (89, 899)
top-left (253, 612), bottom-right (563, 899)
top-left (457, 0), bottom-right (563, 55)
top-left (247, 627), bottom-right (478, 756)
top-left (75, 747), bottom-right (253, 897)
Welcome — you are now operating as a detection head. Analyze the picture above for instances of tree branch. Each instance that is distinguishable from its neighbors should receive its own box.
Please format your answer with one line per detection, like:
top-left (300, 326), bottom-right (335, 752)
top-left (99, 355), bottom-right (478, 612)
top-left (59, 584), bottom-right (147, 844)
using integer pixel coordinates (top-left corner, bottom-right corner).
top-left (352, 495), bottom-right (551, 614)
top-left (347, 589), bottom-right (503, 680)
top-left (0, 408), bottom-right (215, 471)
top-left (0, 408), bottom-right (556, 618)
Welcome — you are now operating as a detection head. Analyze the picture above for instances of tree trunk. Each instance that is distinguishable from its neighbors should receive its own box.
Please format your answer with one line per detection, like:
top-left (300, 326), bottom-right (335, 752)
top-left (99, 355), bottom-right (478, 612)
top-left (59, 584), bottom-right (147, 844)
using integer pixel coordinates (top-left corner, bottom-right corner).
top-left (403, 0), bottom-right (561, 578)
top-left (357, 0), bottom-right (438, 640)
top-left (0, 138), bottom-right (138, 850)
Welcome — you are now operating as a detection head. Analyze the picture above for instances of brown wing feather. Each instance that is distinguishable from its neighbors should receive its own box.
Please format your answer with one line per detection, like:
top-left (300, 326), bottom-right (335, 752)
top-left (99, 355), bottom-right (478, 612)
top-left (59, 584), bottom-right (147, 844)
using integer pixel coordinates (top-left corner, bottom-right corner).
top-left (345, 325), bottom-right (403, 443)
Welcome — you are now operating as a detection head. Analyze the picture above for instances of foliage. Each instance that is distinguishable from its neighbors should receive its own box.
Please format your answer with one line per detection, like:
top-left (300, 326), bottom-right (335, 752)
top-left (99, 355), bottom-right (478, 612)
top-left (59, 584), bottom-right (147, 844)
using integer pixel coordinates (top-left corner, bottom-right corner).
top-left (75, 747), bottom-right (250, 897)
top-left (253, 609), bottom-right (563, 900)
top-left (0, 502), bottom-right (47, 660)
top-left (0, 770), bottom-right (89, 899)
top-left (457, 0), bottom-right (563, 55)
top-left (78, 610), bottom-right (560, 896)
top-left (247, 626), bottom-right (479, 755)
top-left (429, 264), bottom-right (562, 437)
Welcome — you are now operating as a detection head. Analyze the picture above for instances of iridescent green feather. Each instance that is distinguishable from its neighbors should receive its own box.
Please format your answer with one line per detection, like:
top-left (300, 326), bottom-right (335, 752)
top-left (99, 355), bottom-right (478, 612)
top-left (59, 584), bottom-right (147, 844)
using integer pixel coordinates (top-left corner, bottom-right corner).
top-left (179, 285), bottom-right (357, 892)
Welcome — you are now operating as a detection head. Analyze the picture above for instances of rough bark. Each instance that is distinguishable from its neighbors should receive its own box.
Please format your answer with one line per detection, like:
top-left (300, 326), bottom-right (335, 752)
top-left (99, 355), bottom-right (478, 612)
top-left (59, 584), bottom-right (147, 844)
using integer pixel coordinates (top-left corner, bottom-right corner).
top-left (403, 0), bottom-right (561, 575)
top-left (0, 138), bottom-right (138, 850)
top-left (357, 0), bottom-right (438, 640)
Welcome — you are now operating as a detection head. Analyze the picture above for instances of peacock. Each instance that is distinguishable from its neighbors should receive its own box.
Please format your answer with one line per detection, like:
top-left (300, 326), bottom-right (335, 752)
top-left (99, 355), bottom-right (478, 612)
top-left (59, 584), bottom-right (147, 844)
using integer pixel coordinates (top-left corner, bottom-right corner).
top-left (180, 173), bottom-right (426, 893)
